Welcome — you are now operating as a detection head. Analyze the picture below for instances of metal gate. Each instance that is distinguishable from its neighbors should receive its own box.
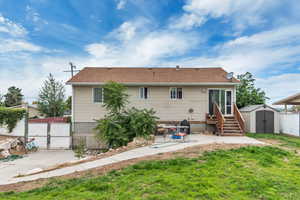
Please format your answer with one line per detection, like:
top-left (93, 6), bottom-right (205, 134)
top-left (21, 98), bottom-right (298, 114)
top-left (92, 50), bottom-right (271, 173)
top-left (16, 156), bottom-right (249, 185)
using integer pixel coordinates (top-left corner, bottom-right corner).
top-left (256, 110), bottom-right (274, 133)
top-left (27, 122), bottom-right (71, 149)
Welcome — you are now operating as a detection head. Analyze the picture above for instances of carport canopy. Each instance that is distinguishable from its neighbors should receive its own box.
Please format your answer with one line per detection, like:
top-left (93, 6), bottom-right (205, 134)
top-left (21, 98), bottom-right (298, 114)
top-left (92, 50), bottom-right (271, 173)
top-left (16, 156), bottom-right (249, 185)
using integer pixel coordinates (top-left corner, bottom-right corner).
top-left (273, 92), bottom-right (300, 111)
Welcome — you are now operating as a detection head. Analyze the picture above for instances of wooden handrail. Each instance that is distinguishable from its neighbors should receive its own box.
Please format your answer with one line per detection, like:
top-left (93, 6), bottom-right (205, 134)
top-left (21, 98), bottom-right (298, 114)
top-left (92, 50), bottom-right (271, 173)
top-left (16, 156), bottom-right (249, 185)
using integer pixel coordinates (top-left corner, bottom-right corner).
top-left (214, 103), bottom-right (225, 135)
top-left (234, 104), bottom-right (245, 133)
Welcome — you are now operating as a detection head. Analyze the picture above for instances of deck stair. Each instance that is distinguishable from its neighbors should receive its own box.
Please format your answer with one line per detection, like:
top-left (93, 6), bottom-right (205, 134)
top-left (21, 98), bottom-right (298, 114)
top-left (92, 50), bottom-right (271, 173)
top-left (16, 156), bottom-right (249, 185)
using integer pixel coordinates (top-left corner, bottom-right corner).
top-left (213, 103), bottom-right (245, 136)
top-left (222, 116), bottom-right (244, 136)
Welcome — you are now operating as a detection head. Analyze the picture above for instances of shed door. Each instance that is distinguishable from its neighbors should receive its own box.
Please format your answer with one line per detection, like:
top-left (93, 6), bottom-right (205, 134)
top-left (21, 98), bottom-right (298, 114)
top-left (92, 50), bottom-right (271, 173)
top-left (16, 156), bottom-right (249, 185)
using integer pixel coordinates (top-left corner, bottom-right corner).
top-left (256, 110), bottom-right (274, 133)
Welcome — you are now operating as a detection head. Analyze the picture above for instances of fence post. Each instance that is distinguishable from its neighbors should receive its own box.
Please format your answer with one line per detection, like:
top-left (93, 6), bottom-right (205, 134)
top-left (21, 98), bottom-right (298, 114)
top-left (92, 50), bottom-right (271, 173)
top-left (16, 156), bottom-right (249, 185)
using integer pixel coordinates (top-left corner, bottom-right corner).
top-left (70, 121), bottom-right (73, 149)
top-left (24, 111), bottom-right (29, 153)
top-left (47, 123), bottom-right (51, 150)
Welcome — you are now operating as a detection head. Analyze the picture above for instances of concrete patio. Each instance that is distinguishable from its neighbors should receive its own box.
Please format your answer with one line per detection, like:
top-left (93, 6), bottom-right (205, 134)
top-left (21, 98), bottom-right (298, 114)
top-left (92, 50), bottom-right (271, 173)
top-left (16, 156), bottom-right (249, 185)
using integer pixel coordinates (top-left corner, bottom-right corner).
top-left (0, 134), bottom-right (264, 185)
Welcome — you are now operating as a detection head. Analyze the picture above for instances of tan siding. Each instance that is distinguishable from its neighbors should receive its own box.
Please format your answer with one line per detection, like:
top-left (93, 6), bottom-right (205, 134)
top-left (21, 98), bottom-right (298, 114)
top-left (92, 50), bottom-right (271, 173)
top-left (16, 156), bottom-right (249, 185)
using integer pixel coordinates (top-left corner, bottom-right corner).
top-left (73, 85), bottom-right (235, 122)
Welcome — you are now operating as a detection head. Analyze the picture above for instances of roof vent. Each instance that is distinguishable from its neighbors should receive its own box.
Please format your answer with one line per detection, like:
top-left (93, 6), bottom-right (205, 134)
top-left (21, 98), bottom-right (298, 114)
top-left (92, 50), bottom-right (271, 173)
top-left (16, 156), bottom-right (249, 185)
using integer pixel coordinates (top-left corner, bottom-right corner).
top-left (226, 72), bottom-right (234, 80)
top-left (176, 65), bottom-right (180, 70)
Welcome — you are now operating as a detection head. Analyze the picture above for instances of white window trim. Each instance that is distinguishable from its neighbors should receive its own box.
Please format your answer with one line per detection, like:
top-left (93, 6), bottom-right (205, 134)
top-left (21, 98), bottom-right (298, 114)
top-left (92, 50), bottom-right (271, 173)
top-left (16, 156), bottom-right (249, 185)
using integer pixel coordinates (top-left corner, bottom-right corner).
top-left (169, 87), bottom-right (183, 100)
top-left (207, 88), bottom-right (234, 116)
top-left (92, 87), bottom-right (104, 104)
top-left (139, 87), bottom-right (149, 99)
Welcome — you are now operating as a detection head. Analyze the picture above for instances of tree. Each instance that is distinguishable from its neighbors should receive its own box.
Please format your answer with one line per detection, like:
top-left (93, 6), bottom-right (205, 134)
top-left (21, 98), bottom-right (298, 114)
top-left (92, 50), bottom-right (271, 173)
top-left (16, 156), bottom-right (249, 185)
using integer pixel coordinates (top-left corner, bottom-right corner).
top-left (236, 72), bottom-right (269, 108)
top-left (0, 94), bottom-right (3, 106)
top-left (4, 86), bottom-right (23, 107)
top-left (103, 81), bottom-right (129, 115)
top-left (37, 74), bottom-right (66, 117)
top-left (65, 96), bottom-right (72, 111)
top-left (290, 105), bottom-right (300, 112)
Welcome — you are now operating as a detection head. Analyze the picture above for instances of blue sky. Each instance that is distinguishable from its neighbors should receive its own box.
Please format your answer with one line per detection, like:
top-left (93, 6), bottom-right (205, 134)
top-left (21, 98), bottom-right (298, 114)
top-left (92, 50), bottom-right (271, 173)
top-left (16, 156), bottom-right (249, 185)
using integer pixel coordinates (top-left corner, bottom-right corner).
top-left (0, 0), bottom-right (300, 103)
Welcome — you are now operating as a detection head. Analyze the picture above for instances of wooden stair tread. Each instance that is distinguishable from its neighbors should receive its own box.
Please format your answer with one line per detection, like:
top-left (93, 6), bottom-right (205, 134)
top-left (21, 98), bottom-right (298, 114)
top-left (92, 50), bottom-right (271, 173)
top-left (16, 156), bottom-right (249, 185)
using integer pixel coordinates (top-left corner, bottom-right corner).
top-left (221, 133), bottom-right (244, 136)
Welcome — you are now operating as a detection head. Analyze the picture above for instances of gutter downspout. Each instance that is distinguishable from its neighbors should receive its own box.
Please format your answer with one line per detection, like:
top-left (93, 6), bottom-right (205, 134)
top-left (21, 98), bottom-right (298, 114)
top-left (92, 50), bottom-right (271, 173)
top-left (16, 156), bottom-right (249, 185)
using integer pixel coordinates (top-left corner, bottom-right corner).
top-left (71, 85), bottom-right (75, 149)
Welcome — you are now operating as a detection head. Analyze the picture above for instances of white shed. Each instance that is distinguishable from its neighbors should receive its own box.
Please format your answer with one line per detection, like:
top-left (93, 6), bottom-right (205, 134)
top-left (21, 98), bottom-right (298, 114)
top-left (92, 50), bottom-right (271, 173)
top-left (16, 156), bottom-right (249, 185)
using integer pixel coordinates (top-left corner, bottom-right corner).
top-left (240, 104), bottom-right (280, 133)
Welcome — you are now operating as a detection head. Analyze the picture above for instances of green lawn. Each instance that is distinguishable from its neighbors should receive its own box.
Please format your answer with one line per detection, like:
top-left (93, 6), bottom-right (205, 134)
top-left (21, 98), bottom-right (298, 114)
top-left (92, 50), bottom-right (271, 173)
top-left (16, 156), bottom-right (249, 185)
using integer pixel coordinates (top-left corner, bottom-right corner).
top-left (1, 145), bottom-right (300, 200)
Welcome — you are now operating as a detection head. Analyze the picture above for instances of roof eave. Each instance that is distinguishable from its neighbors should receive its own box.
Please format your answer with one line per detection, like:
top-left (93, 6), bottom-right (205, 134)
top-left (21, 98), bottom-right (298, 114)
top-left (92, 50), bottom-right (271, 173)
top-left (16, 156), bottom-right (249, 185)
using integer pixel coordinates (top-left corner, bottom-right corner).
top-left (273, 93), bottom-right (300, 105)
top-left (66, 82), bottom-right (240, 86)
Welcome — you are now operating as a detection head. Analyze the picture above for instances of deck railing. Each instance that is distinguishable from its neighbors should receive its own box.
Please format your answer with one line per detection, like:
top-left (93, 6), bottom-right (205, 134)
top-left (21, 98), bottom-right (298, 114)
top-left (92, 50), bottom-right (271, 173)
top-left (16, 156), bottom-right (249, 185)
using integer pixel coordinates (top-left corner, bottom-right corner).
top-left (233, 104), bottom-right (245, 133)
top-left (214, 103), bottom-right (225, 135)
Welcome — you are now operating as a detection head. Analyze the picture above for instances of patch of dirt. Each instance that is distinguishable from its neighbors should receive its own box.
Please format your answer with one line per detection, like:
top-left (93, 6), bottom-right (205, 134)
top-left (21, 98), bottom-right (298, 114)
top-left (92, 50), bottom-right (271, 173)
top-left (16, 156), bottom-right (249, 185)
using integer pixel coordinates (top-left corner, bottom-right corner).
top-left (258, 139), bottom-right (283, 146)
top-left (0, 142), bottom-right (264, 193)
top-left (0, 135), bottom-right (17, 141)
top-left (256, 138), bottom-right (300, 156)
top-left (255, 138), bottom-right (283, 145)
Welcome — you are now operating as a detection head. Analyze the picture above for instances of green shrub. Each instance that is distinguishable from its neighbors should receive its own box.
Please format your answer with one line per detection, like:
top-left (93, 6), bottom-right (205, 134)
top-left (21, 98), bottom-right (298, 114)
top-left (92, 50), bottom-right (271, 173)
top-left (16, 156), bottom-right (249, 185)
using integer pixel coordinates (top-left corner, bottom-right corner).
top-left (95, 114), bottom-right (129, 148)
top-left (124, 107), bottom-right (159, 139)
top-left (74, 139), bottom-right (86, 159)
top-left (0, 107), bottom-right (26, 132)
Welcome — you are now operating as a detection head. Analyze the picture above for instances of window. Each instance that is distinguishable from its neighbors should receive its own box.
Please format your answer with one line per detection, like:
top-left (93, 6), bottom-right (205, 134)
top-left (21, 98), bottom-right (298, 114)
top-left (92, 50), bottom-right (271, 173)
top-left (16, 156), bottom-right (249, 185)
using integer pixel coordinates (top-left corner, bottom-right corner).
top-left (139, 87), bottom-right (149, 99)
top-left (170, 88), bottom-right (183, 99)
top-left (93, 88), bottom-right (104, 103)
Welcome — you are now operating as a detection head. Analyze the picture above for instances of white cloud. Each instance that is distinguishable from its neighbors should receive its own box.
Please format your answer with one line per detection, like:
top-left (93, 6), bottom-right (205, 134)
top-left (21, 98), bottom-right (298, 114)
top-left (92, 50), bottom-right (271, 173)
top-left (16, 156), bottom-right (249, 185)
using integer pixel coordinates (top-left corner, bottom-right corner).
top-left (85, 43), bottom-right (112, 58)
top-left (116, 0), bottom-right (126, 10)
top-left (224, 25), bottom-right (300, 48)
top-left (109, 18), bottom-right (151, 42)
top-left (0, 56), bottom-right (77, 102)
top-left (0, 13), bottom-right (48, 54)
top-left (171, 0), bottom-right (278, 31)
top-left (0, 14), bottom-right (27, 37)
top-left (0, 39), bottom-right (42, 53)
top-left (171, 13), bottom-right (206, 30)
top-left (133, 32), bottom-right (194, 62)
top-left (169, 24), bottom-right (300, 75)
top-left (84, 30), bottom-right (199, 66)
top-left (113, 21), bottom-right (137, 41)
top-left (256, 73), bottom-right (300, 104)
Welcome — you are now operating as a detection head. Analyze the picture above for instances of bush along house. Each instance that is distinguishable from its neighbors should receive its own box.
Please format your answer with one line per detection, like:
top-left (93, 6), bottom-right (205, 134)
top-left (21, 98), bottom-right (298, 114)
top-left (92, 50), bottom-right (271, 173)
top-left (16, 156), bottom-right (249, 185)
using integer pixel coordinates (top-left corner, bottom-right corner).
top-left (66, 66), bottom-right (244, 148)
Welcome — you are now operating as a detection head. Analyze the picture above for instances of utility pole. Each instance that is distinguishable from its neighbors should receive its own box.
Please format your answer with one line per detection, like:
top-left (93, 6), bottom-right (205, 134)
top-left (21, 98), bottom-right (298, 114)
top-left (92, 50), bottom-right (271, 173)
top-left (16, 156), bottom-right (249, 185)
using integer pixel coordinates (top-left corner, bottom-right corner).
top-left (64, 62), bottom-right (80, 77)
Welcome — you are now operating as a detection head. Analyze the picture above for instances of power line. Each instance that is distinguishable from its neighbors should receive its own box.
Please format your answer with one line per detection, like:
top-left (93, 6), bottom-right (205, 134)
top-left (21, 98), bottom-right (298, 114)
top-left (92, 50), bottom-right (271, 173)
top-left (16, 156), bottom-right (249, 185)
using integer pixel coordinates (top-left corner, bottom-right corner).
top-left (63, 62), bottom-right (80, 77)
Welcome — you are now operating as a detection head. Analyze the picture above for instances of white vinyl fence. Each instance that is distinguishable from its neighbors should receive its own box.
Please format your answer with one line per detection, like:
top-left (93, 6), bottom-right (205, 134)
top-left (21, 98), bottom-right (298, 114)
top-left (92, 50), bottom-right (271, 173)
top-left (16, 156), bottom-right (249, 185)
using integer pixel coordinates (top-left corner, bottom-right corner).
top-left (279, 112), bottom-right (300, 137)
top-left (0, 119), bottom-right (71, 149)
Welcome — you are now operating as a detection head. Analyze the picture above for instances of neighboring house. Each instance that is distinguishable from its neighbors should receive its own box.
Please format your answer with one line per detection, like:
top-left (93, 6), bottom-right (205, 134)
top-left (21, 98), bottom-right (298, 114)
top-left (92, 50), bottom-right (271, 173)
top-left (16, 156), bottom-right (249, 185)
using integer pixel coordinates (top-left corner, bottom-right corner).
top-left (273, 92), bottom-right (300, 111)
top-left (67, 66), bottom-right (245, 146)
top-left (273, 92), bottom-right (300, 136)
top-left (10, 103), bottom-right (42, 118)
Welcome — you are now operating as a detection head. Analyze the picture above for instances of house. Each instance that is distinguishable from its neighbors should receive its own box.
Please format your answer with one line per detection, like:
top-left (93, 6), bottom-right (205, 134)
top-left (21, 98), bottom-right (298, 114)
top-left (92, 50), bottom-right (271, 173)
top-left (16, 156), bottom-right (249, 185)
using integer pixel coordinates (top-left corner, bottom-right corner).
top-left (9, 103), bottom-right (42, 118)
top-left (273, 92), bottom-right (300, 111)
top-left (273, 92), bottom-right (300, 136)
top-left (67, 67), bottom-right (245, 147)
